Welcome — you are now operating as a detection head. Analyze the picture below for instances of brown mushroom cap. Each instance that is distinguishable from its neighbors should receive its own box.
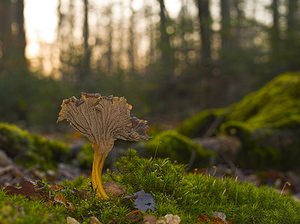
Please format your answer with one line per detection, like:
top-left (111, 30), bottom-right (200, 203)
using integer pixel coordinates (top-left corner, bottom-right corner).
top-left (58, 93), bottom-right (149, 150)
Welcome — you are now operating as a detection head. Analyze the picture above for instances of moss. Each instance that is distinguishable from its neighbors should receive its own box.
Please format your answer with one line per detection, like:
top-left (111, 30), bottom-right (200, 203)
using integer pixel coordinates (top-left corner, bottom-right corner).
top-left (0, 123), bottom-right (70, 170)
top-left (228, 72), bottom-right (300, 130)
top-left (0, 190), bottom-right (66, 224)
top-left (146, 130), bottom-right (214, 167)
top-left (0, 123), bottom-right (34, 158)
top-left (76, 144), bottom-right (94, 170)
top-left (177, 72), bottom-right (300, 170)
top-left (16, 134), bottom-right (70, 170)
top-left (1, 150), bottom-right (300, 223)
top-left (113, 150), bottom-right (300, 223)
top-left (177, 108), bottom-right (227, 138)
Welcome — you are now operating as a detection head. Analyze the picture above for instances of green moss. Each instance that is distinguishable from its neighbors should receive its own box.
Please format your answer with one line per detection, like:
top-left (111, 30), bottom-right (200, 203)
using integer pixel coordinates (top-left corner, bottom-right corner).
top-left (1, 150), bottom-right (300, 223)
top-left (146, 130), bottom-right (214, 166)
top-left (113, 150), bottom-right (300, 223)
top-left (76, 143), bottom-right (93, 170)
top-left (228, 72), bottom-right (300, 130)
top-left (0, 123), bottom-right (34, 158)
top-left (176, 72), bottom-right (300, 170)
top-left (0, 123), bottom-right (70, 170)
top-left (177, 108), bottom-right (227, 138)
top-left (0, 190), bottom-right (66, 224)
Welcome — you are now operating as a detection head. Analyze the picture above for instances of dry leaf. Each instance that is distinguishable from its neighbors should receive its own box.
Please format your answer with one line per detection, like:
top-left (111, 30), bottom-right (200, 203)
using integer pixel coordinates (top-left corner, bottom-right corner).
top-left (164, 214), bottom-right (181, 224)
top-left (54, 193), bottom-right (67, 205)
top-left (143, 215), bottom-right (157, 224)
top-left (54, 193), bottom-right (75, 211)
top-left (212, 212), bottom-right (227, 222)
top-left (90, 216), bottom-right (102, 224)
top-left (126, 210), bottom-right (143, 223)
top-left (50, 184), bottom-right (64, 191)
top-left (67, 216), bottom-right (80, 224)
top-left (103, 182), bottom-right (125, 197)
top-left (4, 180), bottom-right (39, 198)
top-left (198, 214), bottom-right (210, 223)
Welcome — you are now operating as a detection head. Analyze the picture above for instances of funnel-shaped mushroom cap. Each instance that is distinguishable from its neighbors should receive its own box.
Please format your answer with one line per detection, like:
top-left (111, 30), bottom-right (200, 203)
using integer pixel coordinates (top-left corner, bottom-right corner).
top-left (58, 93), bottom-right (149, 150)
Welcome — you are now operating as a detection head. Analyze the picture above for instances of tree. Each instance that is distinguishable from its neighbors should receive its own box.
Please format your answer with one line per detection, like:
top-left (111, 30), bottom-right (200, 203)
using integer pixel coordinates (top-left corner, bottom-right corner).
top-left (0, 0), bottom-right (27, 71)
top-left (195, 0), bottom-right (213, 107)
top-left (220, 0), bottom-right (232, 58)
top-left (81, 0), bottom-right (91, 83)
top-left (269, 0), bottom-right (282, 73)
top-left (157, 0), bottom-right (173, 74)
top-left (286, 0), bottom-right (300, 71)
top-left (128, 0), bottom-right (136, 74)
top-left (15, 0), bottom-right (26, 66)
top-left (196, 0), bottom-right (212, 64)
top-left (0, 0), bottom-right (12, 70)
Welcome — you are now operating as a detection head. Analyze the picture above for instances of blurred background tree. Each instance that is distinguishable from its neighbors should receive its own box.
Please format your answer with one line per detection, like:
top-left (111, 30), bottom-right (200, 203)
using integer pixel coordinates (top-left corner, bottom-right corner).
top-left (0, 0), bottom-right (299, 130)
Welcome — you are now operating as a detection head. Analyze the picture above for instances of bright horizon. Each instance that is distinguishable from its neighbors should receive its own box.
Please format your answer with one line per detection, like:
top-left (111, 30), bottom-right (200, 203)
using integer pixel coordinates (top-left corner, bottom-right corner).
top-left (24, 0), bottom-right (184, 59)
top-left (24, 0), bottom-right (271, 73)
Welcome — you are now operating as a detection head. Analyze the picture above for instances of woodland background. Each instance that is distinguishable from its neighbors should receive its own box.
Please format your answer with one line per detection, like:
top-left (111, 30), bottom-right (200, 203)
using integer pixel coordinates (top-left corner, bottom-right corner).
top-left (0, 0), bottom-right (300, 130)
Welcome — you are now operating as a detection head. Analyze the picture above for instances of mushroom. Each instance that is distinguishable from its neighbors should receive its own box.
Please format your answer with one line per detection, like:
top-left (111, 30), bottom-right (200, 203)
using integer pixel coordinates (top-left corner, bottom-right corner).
top-left (57, 93), bottom-right (149, 199)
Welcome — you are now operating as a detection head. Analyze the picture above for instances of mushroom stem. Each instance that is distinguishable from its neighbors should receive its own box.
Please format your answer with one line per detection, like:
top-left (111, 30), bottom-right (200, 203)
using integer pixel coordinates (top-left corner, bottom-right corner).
top-left (92, 146), bottom-right (109, 199)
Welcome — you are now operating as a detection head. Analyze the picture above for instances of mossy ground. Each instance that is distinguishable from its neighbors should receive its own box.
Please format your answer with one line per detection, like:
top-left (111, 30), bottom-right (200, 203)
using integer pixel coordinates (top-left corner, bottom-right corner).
top-left (176, 72), bottom-right (300, 170)
top-left (1, 150), bottom-right (299, 224)
top-left (146, 130), bottom-right (214, 167)
top-left (0, 123), bottom-right (70, 170)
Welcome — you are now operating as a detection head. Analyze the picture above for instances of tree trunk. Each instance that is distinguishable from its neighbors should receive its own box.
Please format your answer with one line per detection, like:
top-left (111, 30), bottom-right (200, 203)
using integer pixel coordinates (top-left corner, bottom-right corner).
top-left (128, 0), bottom-right (136, 74)
top-left (286, 0), bottom-right (299, 70)
top-left (271, 0), bottom-right (280, 52)
top-left (81, 0), bottom-right (91, 83)
top-left (220, 0), bottom-right (231, 55)
top-left (195, 0), bottom-right (212, 108)
top-left (0, 0), bottom-right (12, 70)
top-left (270, 0), bottom-right (281, 72)
top-left (15, 0), bottom-right (27, 67)
top-left (196, 0), bottom-right (212, 62)
top-left (105, 5), bottom-right (113, 74)
top-left (157, 0), bottom-right (173, 74)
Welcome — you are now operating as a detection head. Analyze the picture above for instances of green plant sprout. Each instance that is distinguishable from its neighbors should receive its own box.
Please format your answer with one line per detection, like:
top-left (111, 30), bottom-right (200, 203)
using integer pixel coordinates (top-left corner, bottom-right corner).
top-left (57, 93), bottom-right (148, 199)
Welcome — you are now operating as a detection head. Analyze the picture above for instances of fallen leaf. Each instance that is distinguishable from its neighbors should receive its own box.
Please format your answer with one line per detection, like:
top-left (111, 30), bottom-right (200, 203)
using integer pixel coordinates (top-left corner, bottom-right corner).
top-left (90, 216), bottom-right (102, 224)
top-left (103, 182), bottom-right (125, 197)
top-left (212, 212), bottom-right (226, 222)
top-left (53, 193), bottom-right (75, 211)
top-left (126, 210), bottom-right (143, 223)
top-left (164, 214), bottom-right (181, 224)
top-left (198, 213), bottom-right (231, 224)
top-left (143, 215), bottom-right (157, 224)
top-left (4, 180), bottom-right (38, 198)
top-left (50, 184), bottom-right (64, 191)
top-left (54, 193), bottom-right (67, 204)
top-left (134, 190), bottom-right (156, 212)
top-left (67, 216), bottom-right (80, 224)
top-left (198, 214), bottom-right (210, 223)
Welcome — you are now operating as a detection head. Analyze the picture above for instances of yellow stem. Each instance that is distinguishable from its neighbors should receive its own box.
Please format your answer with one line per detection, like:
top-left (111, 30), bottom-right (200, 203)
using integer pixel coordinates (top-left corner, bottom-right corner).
top-left (92, 147), bottom-right (109, 199)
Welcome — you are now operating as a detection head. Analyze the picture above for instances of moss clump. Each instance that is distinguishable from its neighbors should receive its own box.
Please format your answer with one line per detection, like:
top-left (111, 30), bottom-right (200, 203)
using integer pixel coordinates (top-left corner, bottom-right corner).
top-left (146, 130), bottom-right (214, 166)
top-left (228, 72), bottom-right (300, 130)
top-left (177, 72), bottom-right (300, 170)
top-left (2, 150), bottom-right (300, 223)
top-left (76, 143), bottom-right (93, 169)
top-left (223, 73), bottom-right (300, 169)
top-left (0, 123), bottom-right (70, 170)
top-left (113, 150), bottom-right (300, 223)
top-left (177, 108), bottom-right (227, 138)
top-left (0, 190), bottom-right (66, 224)
top-left (0, 123), bottom-right (34, 158)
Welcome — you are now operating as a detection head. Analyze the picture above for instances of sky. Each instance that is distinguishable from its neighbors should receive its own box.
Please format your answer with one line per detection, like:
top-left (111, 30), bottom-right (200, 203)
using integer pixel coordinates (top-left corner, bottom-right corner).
top-left (25, 0), bottom-right (58, 57)
top-left (24, 0), bottom-right (271, 63)
top-left (24, 0), bottom-right (183, 59)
